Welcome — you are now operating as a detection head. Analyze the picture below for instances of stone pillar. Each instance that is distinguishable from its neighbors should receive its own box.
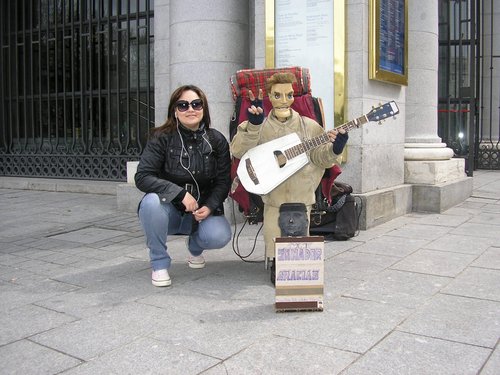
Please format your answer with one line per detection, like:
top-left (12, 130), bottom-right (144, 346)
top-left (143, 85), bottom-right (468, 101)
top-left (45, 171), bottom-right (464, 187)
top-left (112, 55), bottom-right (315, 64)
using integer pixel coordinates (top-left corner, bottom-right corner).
top-left (169, 0), bottom-right (249, 139)
top-left (405, 0), bottom-right (472, 211)
top-left (405, 0), bottom-right (451, 158)
top-left (153, 0), bottom-right (171, 126)
top-left (253, 0), bottom-right (266, 68)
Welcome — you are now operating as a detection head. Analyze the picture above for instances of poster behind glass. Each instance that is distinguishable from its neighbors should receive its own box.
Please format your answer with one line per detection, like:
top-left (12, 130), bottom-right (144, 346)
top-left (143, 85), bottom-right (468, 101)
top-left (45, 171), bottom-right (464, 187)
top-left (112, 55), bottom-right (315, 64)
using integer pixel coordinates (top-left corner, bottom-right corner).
top-left (274, 0), bottom-right (335, 129)
top-left (369, 0), bottom-right (408, 85)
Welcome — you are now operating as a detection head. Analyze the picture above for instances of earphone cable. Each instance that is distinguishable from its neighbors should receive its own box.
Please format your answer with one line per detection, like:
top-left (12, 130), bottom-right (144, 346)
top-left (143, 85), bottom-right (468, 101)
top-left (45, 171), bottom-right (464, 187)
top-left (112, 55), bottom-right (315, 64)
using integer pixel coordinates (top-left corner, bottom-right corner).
top-left (176, 119), bottom-right (201, 202)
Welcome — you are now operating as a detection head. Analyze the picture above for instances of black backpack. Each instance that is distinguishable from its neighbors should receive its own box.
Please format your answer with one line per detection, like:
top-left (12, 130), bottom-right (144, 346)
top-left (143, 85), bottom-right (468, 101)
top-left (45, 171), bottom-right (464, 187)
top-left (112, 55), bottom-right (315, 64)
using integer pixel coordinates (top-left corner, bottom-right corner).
top-left (310, 182), bottom-right (361, 240)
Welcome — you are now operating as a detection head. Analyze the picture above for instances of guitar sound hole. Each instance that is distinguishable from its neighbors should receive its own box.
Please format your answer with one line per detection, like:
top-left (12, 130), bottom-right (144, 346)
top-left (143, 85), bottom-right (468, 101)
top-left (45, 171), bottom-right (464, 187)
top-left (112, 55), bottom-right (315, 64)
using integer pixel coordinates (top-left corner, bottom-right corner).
top-left (274, 151), bottom-right (287, 168)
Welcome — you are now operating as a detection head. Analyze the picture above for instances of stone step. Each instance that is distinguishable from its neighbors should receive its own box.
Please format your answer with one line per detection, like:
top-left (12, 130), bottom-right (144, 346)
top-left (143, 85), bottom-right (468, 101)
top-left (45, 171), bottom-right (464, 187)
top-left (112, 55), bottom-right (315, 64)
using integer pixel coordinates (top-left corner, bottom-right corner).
top-left (0, 176), bottom-right (119, 196)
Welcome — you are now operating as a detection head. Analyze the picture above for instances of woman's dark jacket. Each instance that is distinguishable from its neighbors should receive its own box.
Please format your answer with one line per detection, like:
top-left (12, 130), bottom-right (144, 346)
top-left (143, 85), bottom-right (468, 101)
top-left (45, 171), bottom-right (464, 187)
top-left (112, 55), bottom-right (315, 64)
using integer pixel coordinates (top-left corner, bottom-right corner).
top-left (135, 125), bottom-right (231, 215)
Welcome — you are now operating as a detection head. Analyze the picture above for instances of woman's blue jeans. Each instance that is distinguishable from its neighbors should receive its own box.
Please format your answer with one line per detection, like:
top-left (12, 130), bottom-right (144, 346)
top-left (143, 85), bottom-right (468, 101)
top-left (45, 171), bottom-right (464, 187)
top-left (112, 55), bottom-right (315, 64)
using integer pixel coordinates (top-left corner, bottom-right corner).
top-left (138, 193), bottom-right (232, 271)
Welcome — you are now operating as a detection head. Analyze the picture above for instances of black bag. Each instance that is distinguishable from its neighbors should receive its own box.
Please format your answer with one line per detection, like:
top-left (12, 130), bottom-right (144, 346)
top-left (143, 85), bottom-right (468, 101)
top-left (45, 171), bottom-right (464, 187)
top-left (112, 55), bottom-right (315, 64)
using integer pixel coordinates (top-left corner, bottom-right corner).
top-left (310, 182), bottom-right (360, 240)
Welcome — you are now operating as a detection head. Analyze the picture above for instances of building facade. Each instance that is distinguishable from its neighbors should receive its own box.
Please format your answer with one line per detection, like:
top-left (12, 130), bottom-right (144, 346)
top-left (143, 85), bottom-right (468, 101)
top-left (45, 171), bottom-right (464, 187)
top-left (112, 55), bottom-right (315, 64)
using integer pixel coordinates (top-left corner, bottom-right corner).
top-left (1, 0), bottom-right (498, 228)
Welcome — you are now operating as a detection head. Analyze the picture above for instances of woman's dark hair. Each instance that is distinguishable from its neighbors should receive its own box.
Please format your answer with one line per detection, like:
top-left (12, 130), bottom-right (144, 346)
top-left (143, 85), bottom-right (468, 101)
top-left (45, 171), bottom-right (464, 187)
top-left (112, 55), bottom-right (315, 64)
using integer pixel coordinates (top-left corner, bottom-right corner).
top-left (152, 85), bottom-right (211, 136)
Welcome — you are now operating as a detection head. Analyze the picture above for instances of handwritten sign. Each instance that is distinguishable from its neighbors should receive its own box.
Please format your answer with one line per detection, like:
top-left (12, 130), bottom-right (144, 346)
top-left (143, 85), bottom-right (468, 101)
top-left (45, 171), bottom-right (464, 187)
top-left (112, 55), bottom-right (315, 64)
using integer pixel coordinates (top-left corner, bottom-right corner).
top-left (274, 236), bottom-right (325, 312)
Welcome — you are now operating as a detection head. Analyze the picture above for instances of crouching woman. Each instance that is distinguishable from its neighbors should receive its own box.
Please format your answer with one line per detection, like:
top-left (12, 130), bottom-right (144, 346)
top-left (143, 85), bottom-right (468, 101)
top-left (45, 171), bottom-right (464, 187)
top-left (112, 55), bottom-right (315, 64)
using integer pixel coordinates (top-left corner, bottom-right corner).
top-left (135, 85), bottom-right (232, 287)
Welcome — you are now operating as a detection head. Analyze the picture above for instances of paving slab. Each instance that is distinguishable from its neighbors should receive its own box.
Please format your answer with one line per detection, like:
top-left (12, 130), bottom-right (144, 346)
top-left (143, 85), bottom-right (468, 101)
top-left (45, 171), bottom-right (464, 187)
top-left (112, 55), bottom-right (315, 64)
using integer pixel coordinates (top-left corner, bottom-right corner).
top-left (444, 205), bottom-right (487, 217)
top-left (385, 223), bottom-right (453, 241)
top-left (472, 246), bottom-right (500, 269)
top-left (30, 302), bottom-right (170, 361)
top-left (0, 339), bottom-right (82, 375)
top-left (391, 249), bottom-right (478, 277)
top-left (0, 304), bottom-right (77, 346)
top-left (349, 234), bottom-right (429, 258)
top-left (220, 335), bottom-right (359, 374)
top-left (441, 267), bottom-right (500, 301)
top-left (11, 258), bottom-right (75, 277)
top-left (272, 296), bottom-right (413, 354)
top-left (423, 234), bottom-right (497, 255)
top-left (62, 337), bottom-right (220, 375)
top-left (413, 213), bottom-right (472, 227)
top-left (1, 277), bottom-right (79, 312)
top-left (325, 251), bottom-right (401, 281)
top-left (51, 257), bottom-right (149, 287)
top-left (479, 346), bottom-right (500, 375)
top-left (482, 203), bottom-right (500, 213)
top-left (449, 222), bottom-right (500, 240)
top-left (149, 309), bottom-right (280, 360)
top-left (399, 293), bottom-right (500, 348)
top-left (342, 331), bottom-right (491, 375)
top-left (343, 269), bottom-right (452, 309)
top-left (0, 252), bottom-right (33, 266)
top-left (323, 276), bottom-right (365, 300)
top-left (469, 211), bottom-right (500, 225)
top-left (50, 227), bottom-right (129, 244)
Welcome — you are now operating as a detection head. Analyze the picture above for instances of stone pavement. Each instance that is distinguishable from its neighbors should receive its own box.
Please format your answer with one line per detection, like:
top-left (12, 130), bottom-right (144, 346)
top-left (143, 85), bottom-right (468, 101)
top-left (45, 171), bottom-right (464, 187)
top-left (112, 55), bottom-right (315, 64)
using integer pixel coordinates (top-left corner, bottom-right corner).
top-left (0, 171), bottom-right (499, 375)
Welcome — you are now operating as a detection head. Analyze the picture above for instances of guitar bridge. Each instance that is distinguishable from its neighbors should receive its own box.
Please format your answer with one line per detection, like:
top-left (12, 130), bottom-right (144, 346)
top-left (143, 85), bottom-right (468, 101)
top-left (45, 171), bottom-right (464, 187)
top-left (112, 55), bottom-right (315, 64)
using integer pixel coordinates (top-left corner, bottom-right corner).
top-left (245, 158), bottom-right (259, 185)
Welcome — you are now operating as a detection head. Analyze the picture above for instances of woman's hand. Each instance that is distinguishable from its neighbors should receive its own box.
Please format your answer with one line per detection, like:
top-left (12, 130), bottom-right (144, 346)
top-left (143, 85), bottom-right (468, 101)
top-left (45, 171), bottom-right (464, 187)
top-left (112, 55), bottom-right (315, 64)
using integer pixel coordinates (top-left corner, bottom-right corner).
top-left (193, 206), bottom-right (211, 222)
top-left (182, 192), bottom-right (198, 212)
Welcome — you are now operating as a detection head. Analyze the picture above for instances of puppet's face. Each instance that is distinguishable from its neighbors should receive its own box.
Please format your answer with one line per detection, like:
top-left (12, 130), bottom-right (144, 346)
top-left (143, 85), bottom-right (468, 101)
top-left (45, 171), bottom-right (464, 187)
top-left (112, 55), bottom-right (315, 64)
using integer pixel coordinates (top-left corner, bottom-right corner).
top-left (269, 83), bottom-right (294, 120)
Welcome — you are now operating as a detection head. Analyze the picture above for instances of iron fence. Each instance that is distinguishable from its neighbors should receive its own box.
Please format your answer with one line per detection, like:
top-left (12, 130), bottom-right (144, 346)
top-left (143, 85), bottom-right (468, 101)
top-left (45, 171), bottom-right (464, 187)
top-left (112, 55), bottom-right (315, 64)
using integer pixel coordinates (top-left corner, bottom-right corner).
top-left (438, 0), bottom-right (500, 172)
top-left (0, 0), bottom-right (154, 181)
top-left (477, 0), bottom-right (500, 169)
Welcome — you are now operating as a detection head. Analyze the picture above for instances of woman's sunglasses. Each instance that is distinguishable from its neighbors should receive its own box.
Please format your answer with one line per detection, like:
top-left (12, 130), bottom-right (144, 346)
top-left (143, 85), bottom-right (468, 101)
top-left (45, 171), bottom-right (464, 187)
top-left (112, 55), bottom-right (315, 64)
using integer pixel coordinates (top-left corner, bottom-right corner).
top-left (176, 99), bottom-right (203, 112)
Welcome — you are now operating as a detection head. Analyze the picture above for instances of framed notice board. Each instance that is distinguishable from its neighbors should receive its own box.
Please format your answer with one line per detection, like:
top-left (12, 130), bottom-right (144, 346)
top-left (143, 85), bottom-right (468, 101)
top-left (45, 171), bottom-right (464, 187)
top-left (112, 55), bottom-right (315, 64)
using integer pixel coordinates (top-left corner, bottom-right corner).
top-left (265, 0), bottom-right (346, 130)
top-left (369, 0), bottom-right (408, 85)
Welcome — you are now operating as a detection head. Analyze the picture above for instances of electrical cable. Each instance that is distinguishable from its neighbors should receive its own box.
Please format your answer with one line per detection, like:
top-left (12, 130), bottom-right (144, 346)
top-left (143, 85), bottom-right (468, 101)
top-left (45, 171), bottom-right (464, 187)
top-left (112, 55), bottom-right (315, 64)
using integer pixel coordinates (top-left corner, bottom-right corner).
top-left (229, 198), bottom-right (264, 263)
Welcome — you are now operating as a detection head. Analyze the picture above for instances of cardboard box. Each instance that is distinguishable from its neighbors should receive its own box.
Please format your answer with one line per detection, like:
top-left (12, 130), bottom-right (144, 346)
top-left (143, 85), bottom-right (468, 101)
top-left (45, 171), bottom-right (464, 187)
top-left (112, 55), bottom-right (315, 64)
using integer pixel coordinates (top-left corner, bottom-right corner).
top-left (274, 236), bottom-right (324, 312)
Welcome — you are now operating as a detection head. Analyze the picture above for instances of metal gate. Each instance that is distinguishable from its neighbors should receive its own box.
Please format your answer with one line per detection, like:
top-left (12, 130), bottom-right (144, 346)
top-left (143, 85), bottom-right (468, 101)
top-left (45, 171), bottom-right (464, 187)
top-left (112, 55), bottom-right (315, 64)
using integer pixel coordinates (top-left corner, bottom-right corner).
top-left (0, 0), bottom-right (154, 181)
top-left (438, 0), bottom-right (500, 173)
top-left (477, 0), bottom-right (500, 169)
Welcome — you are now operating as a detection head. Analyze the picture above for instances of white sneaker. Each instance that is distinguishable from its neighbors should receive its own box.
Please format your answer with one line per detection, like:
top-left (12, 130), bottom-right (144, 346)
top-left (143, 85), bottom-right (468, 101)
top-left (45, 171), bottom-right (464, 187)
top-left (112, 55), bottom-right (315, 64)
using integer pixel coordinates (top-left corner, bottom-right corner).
top-left (188, 255), bottom-right (205, 269)
top-left (152, 269), bottom-right (171, 287)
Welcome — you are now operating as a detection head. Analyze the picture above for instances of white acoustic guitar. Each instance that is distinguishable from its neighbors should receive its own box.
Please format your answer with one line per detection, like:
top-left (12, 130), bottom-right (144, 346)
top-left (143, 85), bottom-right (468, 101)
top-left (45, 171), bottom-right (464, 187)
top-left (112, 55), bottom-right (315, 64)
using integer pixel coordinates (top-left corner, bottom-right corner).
top-left (236, 101), bottom-right (399, 195)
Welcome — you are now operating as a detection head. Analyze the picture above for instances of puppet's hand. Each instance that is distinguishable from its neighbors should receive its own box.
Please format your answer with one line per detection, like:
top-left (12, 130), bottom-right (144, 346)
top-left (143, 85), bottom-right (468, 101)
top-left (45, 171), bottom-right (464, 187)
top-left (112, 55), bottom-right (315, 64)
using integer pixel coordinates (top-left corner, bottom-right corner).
top-left (247, 89), bottom-right (264, 125)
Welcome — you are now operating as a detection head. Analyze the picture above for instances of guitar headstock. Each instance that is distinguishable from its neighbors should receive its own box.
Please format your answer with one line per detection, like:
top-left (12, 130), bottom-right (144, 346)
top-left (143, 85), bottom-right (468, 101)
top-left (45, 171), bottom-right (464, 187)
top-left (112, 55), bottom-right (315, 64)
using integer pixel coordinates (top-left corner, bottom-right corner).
top-left (367, 101), bottom-right (399, 123)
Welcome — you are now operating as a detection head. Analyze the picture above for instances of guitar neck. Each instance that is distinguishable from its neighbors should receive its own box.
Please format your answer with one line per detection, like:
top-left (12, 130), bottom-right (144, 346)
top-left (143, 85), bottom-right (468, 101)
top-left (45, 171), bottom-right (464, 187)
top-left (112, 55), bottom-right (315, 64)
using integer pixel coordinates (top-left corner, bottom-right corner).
top-left (285, 114), bottom-right (369, 159)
